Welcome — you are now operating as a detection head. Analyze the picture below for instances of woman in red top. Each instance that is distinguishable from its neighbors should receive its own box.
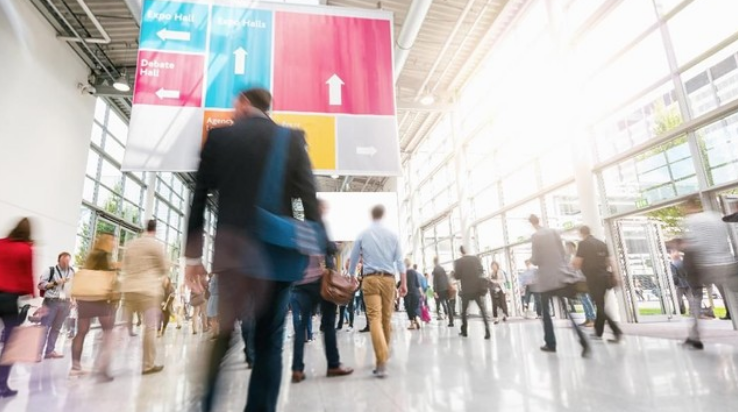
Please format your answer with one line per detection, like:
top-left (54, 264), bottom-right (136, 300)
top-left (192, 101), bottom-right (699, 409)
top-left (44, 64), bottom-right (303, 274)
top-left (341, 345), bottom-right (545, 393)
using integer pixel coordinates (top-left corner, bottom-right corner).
top-left (0, 217), bottom-right (35, 398)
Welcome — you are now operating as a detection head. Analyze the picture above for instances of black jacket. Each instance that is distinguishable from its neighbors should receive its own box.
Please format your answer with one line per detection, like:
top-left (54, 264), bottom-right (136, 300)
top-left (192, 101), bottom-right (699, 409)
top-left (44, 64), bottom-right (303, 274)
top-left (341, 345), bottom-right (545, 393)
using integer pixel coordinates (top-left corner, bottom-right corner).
top-left (185, 116), bottom-right (319, 274)
top-left (432, 265), bottom-right (449, 292)
top-left (453, 255), bottom-right (485, 297)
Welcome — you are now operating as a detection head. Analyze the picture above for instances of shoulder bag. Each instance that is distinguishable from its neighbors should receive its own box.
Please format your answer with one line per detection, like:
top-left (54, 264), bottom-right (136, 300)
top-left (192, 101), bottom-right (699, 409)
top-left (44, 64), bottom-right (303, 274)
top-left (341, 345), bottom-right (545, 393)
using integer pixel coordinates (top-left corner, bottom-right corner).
top-left (70, 269), bottom-right (118, 301)
top-left (320, 269), bottom-right (358, 306)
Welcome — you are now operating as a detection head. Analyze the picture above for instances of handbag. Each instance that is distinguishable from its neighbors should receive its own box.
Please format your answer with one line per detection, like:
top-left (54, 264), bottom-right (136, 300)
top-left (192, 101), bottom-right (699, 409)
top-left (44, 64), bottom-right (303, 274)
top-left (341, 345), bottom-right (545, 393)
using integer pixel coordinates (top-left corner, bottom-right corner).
top-left (420, 302), bottom-right (431, 323)
top-left (190, 293), bottom-right (206, 307)
top-left (255, 126), bottom-right (326, 258)
top-left (70, 269), bottom-right (118, 301)
top-left (320, 269), bottom-right (358, 306)
top-left (0, 326), bottom-right (45, 365)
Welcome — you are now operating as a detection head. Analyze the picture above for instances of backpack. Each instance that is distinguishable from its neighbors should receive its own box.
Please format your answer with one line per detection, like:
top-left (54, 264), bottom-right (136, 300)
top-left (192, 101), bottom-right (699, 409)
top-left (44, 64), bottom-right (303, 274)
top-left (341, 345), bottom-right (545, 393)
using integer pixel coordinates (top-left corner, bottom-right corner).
top-left (39, 266), bottom-right (56, 298)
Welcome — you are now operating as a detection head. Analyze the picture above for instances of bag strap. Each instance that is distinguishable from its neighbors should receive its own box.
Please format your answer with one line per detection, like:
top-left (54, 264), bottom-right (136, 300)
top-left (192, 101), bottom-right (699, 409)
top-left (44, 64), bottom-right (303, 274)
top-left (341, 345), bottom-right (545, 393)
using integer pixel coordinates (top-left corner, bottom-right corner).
top-left (257, 126), bottom-right (292, 213)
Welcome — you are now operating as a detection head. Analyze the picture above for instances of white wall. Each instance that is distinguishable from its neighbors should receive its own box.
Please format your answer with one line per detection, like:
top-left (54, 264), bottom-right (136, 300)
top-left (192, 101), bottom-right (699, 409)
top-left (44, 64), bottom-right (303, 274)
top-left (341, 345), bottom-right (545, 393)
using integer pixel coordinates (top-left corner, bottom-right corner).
top-left (317, 192), bottom-right (400, 242)
top-left (0, 0), bottom-right (95, 281)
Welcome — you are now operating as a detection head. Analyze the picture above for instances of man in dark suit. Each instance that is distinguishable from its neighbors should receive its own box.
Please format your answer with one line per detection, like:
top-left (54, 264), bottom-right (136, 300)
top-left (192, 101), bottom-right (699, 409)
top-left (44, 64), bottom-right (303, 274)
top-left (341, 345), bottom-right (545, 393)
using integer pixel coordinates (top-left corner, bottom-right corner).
top-left (184, 88), bottom-right (320, 412)
top-left (432, 256), bottom-right (454, 327)
top-left (454, 246), bottom-right (490, 339)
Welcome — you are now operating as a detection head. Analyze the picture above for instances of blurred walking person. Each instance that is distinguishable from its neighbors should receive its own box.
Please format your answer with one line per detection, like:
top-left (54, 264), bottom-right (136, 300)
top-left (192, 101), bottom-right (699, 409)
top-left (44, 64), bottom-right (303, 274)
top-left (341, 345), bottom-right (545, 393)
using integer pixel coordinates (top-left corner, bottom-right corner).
top-left (529, 215), bottom-right (590, 357)
top-left (0, 218), bottom-right (35, 397)
top-left (38, 252), bottom-right (74, 359)
top-left (454, 246), bottom-right (491, 340)
top-left (432, 257), bottom-right (454, 327)
top-left (348, 205), bottom-right (407, 378)
top-left (122, 219), bottom-right (168, 375)
top-left (70, 232), bottom-right (118, 381)
top-left (681, 197), bottom-right (737, 350)
top-left (572, 226), bottom-right (622, 343)
top-left (405, 259), bottom-right (423, 330)
top-left (185, 88), bottom-right (322, 412)
top-left (159, 276), bottom-right (176, 336)
top-left (488, 262), bottom-right (509, 324)
top-left (207, 274), bottom-right (219, 338)
top-left (566, 241), bottom-right (596, 327)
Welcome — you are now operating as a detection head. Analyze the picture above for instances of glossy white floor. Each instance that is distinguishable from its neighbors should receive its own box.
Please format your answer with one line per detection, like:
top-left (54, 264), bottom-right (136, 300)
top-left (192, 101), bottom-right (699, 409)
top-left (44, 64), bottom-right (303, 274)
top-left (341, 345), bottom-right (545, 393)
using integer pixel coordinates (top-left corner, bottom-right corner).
top-left (1, 313), bottom-right (737, 412)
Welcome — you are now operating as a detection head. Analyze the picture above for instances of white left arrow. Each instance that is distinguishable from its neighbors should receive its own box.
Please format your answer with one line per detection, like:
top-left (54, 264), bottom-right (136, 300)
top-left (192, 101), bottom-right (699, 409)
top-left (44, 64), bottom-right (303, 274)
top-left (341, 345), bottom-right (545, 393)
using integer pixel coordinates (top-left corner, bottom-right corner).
top-left (326, 74), bottom-right (344, 106)
top-left (155, 88), bottom-right (180, 100)
top-left (234, 47), bottom-right (248, 75)
top-left (157, 28), bottom-right (191, 42)
top-left (356, 146), bottom-right (377, 157)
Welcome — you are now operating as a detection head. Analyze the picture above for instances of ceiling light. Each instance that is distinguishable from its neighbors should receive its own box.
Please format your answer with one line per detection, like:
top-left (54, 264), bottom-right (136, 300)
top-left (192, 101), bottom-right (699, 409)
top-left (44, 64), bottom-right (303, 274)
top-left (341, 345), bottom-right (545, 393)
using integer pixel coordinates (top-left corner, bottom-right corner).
top-left (331, 174), bottom-right (340, 179)
top-left (420, 93), bottom-right (435, 106)
top-left (113, 74), bottom-right (130, 92)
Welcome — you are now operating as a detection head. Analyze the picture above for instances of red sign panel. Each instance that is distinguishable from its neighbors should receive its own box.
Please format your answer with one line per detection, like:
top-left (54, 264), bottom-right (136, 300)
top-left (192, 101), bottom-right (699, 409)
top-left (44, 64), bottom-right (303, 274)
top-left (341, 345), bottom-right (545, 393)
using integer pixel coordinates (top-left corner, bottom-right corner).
top-left (133, 50), bottom-right (204, 107)
top-left (272, 12), bottom-right (394, 115)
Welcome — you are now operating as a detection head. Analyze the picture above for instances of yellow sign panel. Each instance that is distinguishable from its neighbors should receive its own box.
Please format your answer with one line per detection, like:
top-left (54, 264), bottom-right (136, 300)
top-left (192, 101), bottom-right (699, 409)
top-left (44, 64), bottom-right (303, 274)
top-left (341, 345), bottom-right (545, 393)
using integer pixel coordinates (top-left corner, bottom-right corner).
top-left (272, 113), bottom-right (336, 171)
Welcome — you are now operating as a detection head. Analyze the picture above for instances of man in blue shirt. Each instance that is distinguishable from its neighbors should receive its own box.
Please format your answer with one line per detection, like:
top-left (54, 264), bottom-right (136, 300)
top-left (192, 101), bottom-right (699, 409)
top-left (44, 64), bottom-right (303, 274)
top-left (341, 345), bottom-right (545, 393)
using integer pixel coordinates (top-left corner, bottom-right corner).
top-left (348, 205), bottom-right (407, 378)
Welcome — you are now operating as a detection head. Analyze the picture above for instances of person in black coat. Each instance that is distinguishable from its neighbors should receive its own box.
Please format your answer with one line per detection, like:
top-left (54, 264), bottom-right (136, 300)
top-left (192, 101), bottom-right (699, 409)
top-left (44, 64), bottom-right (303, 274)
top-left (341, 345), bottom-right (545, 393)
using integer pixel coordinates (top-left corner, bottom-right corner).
top-left (454, 246), bottom-right (490, 339)
top-left (432, 257), bottom-right (454, 327)
top-left (184, 88), bottom-right (320, 412)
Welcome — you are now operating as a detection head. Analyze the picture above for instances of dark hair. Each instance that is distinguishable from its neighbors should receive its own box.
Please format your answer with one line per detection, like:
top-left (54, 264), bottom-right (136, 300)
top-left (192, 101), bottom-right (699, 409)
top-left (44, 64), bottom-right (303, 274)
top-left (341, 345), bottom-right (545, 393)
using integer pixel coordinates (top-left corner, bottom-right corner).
top-left (433, 256), bottom-right (439, 264)
top-left (240, 88), bottom-right (272, 112)
top-left (371, 205), bottom-right (385, 220)
top-left (146, 219), bottom-right (157, 233)
top-left (459, 245), bottom-right (466, 255)
top-left (58, 252), bottom-right (71, 262)
top-left (528, 214), bottom-right (540, 226)
top-left (413, 264), bottom-right (418, 270)
top-left (579, 225), bottom-right (591, 236)
top-left (7, 218), bottom-right (32, 242)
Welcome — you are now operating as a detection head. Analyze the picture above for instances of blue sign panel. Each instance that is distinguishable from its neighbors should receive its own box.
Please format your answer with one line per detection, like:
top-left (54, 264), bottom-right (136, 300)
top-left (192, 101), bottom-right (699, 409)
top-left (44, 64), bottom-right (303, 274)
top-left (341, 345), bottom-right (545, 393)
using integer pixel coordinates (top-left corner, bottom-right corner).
top-left (139, 0), bottom-right (209, 53)
top-left (205, 7), bottom-right (273, 109)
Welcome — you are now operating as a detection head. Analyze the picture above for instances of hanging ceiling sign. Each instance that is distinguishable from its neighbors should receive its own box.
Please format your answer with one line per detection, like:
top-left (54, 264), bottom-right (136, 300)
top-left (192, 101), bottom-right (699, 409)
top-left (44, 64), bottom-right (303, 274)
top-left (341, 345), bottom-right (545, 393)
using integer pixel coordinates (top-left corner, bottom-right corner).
top-left (123, 0), bottom-right (400, 176)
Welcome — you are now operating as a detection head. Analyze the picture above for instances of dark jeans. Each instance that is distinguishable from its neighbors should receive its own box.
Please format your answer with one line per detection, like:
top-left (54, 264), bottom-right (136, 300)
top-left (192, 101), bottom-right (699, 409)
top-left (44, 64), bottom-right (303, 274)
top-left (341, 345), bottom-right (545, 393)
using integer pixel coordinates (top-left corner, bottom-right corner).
top-left (490, 290), bottom-right (508, 318)
top-left (40, 298), bottom-right (71, 356)
top-left (436, 290), bottom-right (454, 325)
top-left (337, 297), bottom-right (354, 328)
top-left (291, 281), bottom-right (340, 372)
top-left (290, 292), bottom-right (313, 341)
top-left (240, 318), bottom-right (256, 365)
top-left (0, 293), bottom-right (20, 389)
top-left (460, 294), bottom-right (490, 335)
top-left (541, 291), bottom-right (588, 350)
top-left (204, 272), bottom-right (291, 412)
top-left (405, 294), bottom-right (420, 320)
top-left (586, 277), bottom-right (622, 338)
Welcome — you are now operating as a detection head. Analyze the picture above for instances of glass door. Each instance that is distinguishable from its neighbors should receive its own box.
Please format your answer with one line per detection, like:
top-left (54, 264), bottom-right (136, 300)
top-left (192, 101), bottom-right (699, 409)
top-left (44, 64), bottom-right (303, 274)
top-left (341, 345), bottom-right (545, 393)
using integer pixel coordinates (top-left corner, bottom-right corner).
top-left (613, 219), bottom-right (678, 322)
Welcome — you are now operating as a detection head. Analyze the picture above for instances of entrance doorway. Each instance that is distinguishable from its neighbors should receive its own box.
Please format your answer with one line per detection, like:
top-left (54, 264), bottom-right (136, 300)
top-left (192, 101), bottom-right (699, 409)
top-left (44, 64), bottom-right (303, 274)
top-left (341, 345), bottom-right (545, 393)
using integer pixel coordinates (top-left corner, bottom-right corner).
top-left (612, 219), bottom-right (679, 322)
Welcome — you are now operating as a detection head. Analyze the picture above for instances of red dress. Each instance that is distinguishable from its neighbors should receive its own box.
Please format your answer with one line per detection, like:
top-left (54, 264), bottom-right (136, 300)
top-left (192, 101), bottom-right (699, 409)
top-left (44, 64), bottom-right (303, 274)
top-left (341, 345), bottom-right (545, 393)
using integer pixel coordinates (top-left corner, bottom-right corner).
top-left (0, 238), bottom-right (34, 296)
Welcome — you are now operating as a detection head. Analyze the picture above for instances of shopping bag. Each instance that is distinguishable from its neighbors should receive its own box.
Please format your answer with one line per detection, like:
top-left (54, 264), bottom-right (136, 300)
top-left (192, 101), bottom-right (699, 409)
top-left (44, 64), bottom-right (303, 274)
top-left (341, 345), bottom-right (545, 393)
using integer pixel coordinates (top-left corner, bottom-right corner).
top-left (420, 303), bottom-right (431, 323)
top-left (0, 326), bottom-right (45, 365)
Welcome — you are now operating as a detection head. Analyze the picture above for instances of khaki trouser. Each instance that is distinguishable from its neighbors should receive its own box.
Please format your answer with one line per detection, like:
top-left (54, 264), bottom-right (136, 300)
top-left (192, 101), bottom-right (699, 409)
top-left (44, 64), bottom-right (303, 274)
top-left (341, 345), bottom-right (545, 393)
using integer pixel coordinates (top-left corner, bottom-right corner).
top-left (125, 293), bottom-right (161, 371)
top-left (362, 276), bottom-right (396, 366)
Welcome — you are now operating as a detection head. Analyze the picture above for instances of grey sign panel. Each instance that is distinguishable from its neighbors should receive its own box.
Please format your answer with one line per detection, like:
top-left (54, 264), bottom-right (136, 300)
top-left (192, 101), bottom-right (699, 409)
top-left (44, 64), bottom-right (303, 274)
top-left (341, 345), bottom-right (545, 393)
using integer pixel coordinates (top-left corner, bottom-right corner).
top-left (335, 115), bottom-right (401, 175)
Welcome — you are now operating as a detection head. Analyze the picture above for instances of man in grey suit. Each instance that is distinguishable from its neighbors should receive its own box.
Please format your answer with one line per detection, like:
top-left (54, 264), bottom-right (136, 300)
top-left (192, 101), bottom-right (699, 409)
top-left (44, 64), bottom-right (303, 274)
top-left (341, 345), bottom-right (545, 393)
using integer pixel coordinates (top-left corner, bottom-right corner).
top-left (529, 215), bottom-right (590, 357)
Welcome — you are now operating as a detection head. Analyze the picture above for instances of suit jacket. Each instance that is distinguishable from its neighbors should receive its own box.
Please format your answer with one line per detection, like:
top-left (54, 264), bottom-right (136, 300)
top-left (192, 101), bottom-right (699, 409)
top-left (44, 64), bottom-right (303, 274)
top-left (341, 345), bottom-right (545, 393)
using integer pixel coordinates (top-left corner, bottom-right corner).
top-left (185, 115), bottom-right (319, 277)
top-left (530, 227), bottom-right (569, 293)
top-left (453, 255), bottom-right (484, 298)
top-left (121, 234), bottom-right (169, 297)
top-left (432, 265), bottom-right (449, 292)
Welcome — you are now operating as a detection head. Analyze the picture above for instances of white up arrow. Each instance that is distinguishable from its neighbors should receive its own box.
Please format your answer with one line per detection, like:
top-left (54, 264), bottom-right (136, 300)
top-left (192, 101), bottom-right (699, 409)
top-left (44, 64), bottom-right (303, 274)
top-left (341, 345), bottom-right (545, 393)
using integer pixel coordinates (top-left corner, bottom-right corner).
top-left (155, 88), bottom-right (181, 100)
top-left (326, 74), bottom-right (344, 106)
top-left (356, 146), bottom-right (377, 157)
top-left (156, 28), bottom-right (191, 42)
top-left (233, 47), bottom-right (248, 75)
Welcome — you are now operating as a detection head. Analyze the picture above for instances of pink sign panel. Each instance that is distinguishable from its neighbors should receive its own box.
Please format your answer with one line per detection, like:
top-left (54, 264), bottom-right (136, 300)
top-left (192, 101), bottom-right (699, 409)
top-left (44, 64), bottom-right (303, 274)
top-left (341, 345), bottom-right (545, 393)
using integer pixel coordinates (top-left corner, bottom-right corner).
top-left (133, 50), bottom-right (204, 107)
top-left (272, 13), bottom-right (394, 116)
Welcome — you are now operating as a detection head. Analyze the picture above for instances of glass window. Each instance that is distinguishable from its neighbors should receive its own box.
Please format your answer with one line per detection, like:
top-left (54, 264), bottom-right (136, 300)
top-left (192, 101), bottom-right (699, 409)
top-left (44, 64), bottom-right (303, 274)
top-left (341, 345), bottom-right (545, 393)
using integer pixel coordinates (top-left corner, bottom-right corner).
top-left (90, 123), bottom-right (104, 147)
top-left (96, 185), bottom-right (119, 213)
top-left (86, 150), bottom-right (100, 178)
top-left (563, 0), bottom-right (608, 35)
top-left (476, 216), bottom-right (505, 252)
top-left (105, 135), bottom-right (125, 164)
top-left (107, 111), bottom-right (128, 144)
top-left (471, 184), bottom-right (500, 221)
top-left (668, 0), bottom-right (738, 66)
top-left (587, 32), bottom-right (670, 115)
top-left (681, 40), bottom-right (738, 118)
top-left (94, 98), bottom-right (107, 123)
top-left (698, 111), bottom-right (738, 186)
top-left (539, 146), bottom-right (575, 187)
top-left (99, 159), bottom-right (122, 191)
top-left (653, 0), bottom-right (689, 17)
top-left (545, 184), bottom-right (582, 231)
top-left (82, 177), bottom-right (96, 203)
top-left (600, 136), bottom-right (697, 215)
top-left (506, 200), bottom-right (541, 244)
top-left (124, 178), bottom-right (142, 204)
top-left (502, 164), bottom-right (537, 205)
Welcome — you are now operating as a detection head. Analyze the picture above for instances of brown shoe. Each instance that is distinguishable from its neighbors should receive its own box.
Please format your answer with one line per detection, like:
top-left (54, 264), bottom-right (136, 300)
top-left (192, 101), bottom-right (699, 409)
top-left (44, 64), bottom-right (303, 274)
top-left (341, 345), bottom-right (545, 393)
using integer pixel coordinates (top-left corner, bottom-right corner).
top-left (45, 352), bottom-right (64, 359)
top-left (291, 371), bottom-right (306, 383)
top-left (327, 365), bottom-right (354, 377)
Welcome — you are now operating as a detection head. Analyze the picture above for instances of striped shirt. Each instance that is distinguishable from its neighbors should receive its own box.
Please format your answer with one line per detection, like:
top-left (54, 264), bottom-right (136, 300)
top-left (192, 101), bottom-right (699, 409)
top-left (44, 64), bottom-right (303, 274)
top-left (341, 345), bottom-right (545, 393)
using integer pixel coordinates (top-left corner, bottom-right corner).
top-left (685, 211), bottom-right (734, 265)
